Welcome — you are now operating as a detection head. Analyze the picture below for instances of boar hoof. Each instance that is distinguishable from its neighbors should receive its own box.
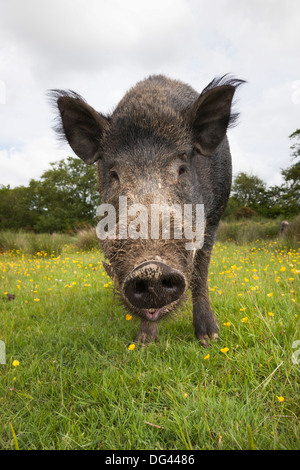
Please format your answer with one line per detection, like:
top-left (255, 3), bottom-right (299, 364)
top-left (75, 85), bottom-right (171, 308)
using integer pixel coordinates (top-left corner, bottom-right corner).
top-left (197, 332), bottom-right (219, 348)
top-left (193, 312), bottom-right (219, 347)
top-left (135, 320), bottom-right (159, 344)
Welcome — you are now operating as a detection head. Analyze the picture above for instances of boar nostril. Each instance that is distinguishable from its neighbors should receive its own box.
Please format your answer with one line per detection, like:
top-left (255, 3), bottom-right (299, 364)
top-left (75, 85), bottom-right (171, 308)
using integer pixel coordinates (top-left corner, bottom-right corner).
top-left (161, 278), bottom-right (175, 290)
top-left (123, 261), bottom-right (186, 309)
top-left (135, 279), bottom-right (148, 295)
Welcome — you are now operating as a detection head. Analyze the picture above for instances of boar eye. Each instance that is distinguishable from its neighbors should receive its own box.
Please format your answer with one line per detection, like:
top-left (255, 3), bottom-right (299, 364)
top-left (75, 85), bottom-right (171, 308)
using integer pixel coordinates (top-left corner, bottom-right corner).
top-left (178, 165), bottom-right (187, 178)
top-left (109, 170), bottom-right (119, 182)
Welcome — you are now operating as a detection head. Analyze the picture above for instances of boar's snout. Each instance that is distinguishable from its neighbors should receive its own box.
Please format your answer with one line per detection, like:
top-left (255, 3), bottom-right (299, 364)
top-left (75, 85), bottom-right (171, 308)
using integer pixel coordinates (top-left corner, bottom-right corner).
top-left (123, 261), bottom-right (186, 317)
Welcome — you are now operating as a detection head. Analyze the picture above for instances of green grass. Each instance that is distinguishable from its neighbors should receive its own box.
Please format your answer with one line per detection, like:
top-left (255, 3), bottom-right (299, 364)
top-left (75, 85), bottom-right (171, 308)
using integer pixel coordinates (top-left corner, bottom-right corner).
top-left (0, 215), bottom-right (299, 256)
top-left (0, 230), bottom-right (75, 255)
top-left (217, 219), bottom-right (280, 244)
top-left (217, 215), bottom-right (300, 249)
top-left (0, 240), bottom-right (299, 450)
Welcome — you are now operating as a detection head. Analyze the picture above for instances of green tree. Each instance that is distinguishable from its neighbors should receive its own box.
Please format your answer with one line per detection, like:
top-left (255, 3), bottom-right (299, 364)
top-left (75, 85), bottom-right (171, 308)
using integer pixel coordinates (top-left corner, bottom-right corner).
top-left (274, 130), bottom-right (300, 215)
top-left (274, 163), bottom-right (300, 216)
top-left (0, 157), bottom-right (100, 232)
top-left (289, 129), bottom-right (300, 162)
top-left (264, 131), bottom-right (300, 217)
top-left (231, 172), bottom-right (267, 208)
top-left (31, 157), bottom-right (99, 232)
top-left (222, 196), bottom-right (240, 219)
top-left (0, 184), bottom-right (37, 230)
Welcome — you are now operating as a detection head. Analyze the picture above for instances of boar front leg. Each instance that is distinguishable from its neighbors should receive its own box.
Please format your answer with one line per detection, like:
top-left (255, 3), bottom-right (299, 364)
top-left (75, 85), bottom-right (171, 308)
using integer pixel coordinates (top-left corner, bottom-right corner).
top-left (191, 248), bottom-right (219, 347)
top-left (135, 320), bottom-right (159, 343)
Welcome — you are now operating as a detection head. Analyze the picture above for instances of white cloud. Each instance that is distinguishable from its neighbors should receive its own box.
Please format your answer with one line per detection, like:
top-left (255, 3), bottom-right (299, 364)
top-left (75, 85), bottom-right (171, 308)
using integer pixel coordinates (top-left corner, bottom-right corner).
top-left (0, 0), bottom-right (192, 75)
top-left (0, 136), bottom-right (66, 188)
top-left (229, 136), bottom-right (285, 187)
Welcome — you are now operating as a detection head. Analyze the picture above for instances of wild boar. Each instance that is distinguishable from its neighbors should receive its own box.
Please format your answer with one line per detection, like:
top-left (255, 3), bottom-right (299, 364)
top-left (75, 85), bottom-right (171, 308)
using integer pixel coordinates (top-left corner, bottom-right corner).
top-left (50, 74), bottom-right (244, 346)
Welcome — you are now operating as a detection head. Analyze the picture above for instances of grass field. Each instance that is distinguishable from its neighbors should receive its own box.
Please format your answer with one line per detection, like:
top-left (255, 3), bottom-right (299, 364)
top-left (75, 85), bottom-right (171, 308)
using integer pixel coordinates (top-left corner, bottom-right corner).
top-left (0, 239), bottom-right (299, 450)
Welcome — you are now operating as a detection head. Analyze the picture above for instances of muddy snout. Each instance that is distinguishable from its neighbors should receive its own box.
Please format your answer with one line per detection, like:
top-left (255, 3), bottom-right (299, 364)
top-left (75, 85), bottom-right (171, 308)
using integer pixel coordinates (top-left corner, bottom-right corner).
top-left (123, 261), bottom-right (186, 310)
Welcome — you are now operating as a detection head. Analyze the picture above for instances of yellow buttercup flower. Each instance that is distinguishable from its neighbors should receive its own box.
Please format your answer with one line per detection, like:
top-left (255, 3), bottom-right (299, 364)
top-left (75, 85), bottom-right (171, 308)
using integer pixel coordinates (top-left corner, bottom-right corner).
top-left (126, 314), bottom-right (132, 320)
top-left (12, 360), bottom-right (20, 367)
top-left (204, 354), bottom-right (210, 360)
top-left (276, 396), bottom-right (284, 402)
top-left (220, 347), bottom-right (229, 354)
top-left (128, 344), bottom-right (135, 350)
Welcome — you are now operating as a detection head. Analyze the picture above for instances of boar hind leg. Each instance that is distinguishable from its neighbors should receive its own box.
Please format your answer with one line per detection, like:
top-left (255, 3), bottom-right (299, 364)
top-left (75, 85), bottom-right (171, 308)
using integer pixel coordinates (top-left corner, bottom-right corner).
top-left (135, 320), bottom-right (159, 343)
top-left (191, 249), bottom-right (219, 347)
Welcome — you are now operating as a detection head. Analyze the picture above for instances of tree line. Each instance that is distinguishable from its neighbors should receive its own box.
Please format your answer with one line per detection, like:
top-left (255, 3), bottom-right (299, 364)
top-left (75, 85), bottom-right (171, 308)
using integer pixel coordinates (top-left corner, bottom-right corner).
top-left (225, 129), bottom-right (299, 219)
top-left (0, 130), bottom-right (299, 233)
top-left (0, 157), bottom-right (99, 233)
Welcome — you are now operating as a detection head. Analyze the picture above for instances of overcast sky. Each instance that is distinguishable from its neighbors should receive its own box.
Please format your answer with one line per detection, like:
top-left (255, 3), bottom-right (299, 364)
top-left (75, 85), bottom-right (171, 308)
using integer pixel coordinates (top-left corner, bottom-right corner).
top-left (1, 0), bottom-right (300, 188)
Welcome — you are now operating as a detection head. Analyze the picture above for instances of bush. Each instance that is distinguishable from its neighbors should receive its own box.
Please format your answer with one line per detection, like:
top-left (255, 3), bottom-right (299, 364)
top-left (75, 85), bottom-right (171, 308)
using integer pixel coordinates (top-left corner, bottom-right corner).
top-left (278, 215), bottom-right (300, 251)
top-left (217, 219), bottom-right (281, 244)
top-left (221, 197), bottom-right (241, 220)
top-left (236, 207), bottom-right (258, 219)
top-left (0, 231), bottom-right (74, 255)
top-left (0, 228), bottom-right (100, 255)
top-left (74, 227), bottom-right (99, 251)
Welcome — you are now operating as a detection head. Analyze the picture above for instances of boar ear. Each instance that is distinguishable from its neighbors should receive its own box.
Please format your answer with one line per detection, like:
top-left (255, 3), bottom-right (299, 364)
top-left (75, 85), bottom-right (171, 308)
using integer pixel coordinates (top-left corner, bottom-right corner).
top-left (49, 90), bottom-right (110, 165)
top-left (184, 77), bottom-right (244, 156)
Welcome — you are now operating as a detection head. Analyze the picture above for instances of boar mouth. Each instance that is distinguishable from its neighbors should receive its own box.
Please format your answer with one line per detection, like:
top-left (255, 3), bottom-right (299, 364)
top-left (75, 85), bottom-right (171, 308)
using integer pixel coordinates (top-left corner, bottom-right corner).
top-left (143, 307), bottom-right (163, 321)
top-left (130, 299), bottom-right (182, 322)
top-left (142, 304), bottom-right (178, 321)
top-left (124, 292), bottom-right (184, 322)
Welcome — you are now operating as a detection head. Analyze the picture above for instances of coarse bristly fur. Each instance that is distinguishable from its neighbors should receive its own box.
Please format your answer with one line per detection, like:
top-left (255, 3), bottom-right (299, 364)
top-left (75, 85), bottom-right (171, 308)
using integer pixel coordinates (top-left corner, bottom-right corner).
top-left (48, 73), bottom-right (245, 345)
